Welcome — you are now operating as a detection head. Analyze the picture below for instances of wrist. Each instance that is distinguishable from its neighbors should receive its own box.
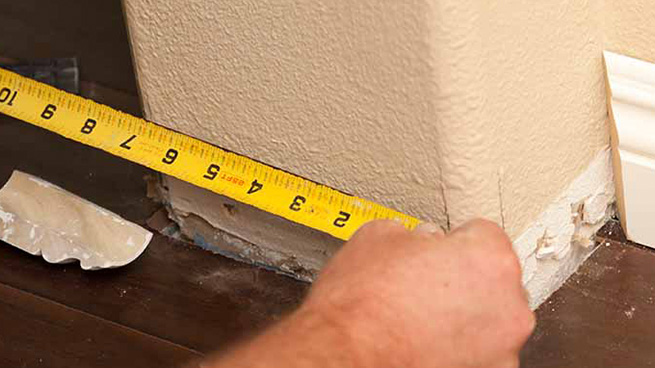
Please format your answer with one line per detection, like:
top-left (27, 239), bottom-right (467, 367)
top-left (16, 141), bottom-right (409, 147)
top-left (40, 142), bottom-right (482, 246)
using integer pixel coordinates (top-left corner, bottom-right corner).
top-left (214, 301), bottom-right (384, 368)
top-left (302, 291), bottom-right (415, 368)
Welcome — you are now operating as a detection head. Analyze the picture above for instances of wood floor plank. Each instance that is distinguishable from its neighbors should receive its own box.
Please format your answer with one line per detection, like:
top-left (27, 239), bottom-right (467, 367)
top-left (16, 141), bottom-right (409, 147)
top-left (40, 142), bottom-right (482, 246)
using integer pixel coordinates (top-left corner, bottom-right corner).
top-left (521, 221), bottom-right (655, 367)
top-left (0, 232), bottom-right (308, 354)
top-left (0, 283), bottom-right (199, 368)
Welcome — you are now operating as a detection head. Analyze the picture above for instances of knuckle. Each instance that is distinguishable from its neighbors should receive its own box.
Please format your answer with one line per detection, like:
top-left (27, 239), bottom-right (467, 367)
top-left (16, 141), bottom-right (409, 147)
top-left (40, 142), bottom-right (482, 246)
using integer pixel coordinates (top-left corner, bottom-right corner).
top-left (482, 225), bottom-right (513, 250)
top-left (509, 308), bottom-right (536, 345)
top-left (482, 246), bottom-right (521, 283)
top-left (468, 217), bottom-right (498, 229)
top-left (522, 309), bottom-right (537, 336)
top-left (454, 218), bottom-right (512, 249)
top-left (498, 251), bottom-right (523, 280)
top-left (497, 314), bottom-right (534, 356)
top-left (467, 218), bottom-right (504, 235)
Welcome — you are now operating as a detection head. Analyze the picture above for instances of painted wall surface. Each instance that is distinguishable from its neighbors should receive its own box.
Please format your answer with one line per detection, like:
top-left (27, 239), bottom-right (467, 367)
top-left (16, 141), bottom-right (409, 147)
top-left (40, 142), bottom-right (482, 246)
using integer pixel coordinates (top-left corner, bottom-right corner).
top-left (428, 1), bottom-right (609, 238)
top-left (123, 0), bottom-right (612, 240)
top-left (124, 0), bottom-right (448, 228)
top-left (605, 0), bottom-right (655, 63)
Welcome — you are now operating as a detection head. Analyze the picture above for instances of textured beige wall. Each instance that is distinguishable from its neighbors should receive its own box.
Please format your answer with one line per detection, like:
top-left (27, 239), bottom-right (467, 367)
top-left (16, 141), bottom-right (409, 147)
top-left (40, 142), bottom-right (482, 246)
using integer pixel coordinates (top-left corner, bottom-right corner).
top-left (427, 1), bottom-right (609, 238)
top-left (605, 0), bottom-right (655, 63)
top-left (124, 0), bottom-right (448, 228)
top-left (124, 0), bottom-right (613, 240)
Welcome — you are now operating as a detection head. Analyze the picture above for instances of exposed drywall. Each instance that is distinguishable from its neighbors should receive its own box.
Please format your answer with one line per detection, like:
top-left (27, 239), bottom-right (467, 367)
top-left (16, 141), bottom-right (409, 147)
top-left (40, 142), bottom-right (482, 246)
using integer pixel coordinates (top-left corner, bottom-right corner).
top-left (516, 148), bottom-right (615, 308)
top-left (157, 148), bottom-right (616, 306)
top-left (157, 175), bottom-right (342, 280)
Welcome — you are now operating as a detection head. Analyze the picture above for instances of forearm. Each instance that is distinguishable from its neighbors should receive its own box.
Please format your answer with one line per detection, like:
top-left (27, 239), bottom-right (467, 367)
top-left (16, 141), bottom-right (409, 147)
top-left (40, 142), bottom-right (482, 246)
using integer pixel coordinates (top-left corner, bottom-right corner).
top-left (206, 304), bottom-right (378, 368)
top-left (198, 219), bottom-right (534, 368)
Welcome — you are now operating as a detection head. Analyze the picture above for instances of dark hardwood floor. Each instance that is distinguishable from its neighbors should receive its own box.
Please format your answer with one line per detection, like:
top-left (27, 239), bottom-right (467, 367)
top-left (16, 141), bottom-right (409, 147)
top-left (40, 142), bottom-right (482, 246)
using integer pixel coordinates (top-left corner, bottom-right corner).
top-left (522, 221), bottom-right (655, 368)
top-left (0, 284), bottom-right (198, 368)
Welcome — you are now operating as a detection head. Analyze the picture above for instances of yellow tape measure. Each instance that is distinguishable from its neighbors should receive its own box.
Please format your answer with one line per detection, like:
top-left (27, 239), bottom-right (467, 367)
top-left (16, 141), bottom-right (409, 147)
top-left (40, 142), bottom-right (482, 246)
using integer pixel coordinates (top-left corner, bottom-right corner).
top-left (0, 67), bottom-right (421, 240)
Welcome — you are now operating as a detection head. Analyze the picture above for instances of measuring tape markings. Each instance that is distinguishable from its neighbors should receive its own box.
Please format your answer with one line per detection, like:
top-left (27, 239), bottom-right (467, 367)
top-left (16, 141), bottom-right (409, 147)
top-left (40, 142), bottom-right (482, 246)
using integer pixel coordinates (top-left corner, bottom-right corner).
top-left (0, 67), bottom-right (421, 240)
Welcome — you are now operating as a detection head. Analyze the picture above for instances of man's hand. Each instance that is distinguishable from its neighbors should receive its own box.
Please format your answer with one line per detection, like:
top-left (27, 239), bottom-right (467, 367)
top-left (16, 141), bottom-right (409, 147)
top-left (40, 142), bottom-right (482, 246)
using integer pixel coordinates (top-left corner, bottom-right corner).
top-left (304, 219), bottom-right (535, 368)
top-left (206, 219), bottom-right (534, 368)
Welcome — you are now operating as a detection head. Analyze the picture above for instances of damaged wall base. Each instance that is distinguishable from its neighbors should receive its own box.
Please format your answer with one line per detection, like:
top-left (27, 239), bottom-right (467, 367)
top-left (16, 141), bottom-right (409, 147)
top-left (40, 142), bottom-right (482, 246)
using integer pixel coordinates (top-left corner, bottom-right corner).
top-left (155, 148), bottom-right (615, 308)
top-left (518, 148), bottom-right (615, 307)
top-left (155, 176), bottom-right (342, 281)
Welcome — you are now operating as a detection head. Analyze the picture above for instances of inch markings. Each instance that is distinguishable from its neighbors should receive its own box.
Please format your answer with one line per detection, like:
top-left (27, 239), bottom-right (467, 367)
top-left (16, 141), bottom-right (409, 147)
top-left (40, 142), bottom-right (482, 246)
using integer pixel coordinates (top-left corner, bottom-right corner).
top-left (0, 67), bottom-right (421, 240)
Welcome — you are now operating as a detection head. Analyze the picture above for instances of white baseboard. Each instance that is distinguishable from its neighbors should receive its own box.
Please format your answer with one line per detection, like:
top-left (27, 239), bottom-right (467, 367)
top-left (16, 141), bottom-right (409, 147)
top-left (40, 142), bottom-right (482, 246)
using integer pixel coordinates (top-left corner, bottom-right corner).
top-left (604, 50), bottom-right (655, 248)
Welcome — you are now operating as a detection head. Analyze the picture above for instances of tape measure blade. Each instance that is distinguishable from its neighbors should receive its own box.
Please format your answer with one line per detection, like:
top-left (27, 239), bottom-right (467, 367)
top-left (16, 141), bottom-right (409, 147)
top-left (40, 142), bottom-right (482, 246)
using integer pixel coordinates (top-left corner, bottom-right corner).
top-left (0, 67), bottom-right (421, 240)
